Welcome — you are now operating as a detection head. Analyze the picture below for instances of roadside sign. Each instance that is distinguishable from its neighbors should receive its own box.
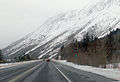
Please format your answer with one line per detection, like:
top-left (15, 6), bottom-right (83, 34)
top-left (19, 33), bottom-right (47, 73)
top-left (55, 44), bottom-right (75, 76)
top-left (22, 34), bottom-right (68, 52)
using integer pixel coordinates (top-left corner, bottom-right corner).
top-left (74, 54), bottom-right (77, 58)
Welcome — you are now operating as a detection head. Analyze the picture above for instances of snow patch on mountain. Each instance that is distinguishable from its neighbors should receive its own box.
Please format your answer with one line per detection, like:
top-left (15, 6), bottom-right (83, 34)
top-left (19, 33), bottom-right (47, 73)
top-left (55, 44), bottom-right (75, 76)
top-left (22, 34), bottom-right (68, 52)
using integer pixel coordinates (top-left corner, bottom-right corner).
top-left (3, 0), bottom-right (120, 59)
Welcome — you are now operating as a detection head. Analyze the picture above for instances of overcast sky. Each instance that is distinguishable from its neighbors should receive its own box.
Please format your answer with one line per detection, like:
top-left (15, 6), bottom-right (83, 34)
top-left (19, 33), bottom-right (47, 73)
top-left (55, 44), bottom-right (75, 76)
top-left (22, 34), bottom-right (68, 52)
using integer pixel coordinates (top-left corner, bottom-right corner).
top-left (0, 0), bottom-right (95, 49)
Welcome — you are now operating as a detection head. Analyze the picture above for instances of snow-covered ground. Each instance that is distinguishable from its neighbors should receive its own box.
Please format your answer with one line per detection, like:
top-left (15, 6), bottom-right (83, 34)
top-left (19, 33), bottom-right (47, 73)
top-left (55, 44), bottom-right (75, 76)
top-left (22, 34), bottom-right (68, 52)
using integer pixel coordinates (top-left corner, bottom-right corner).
top-left (0, 60), bottom-right (41, 69)
top-left (53, 60), bottom-right (120, 81)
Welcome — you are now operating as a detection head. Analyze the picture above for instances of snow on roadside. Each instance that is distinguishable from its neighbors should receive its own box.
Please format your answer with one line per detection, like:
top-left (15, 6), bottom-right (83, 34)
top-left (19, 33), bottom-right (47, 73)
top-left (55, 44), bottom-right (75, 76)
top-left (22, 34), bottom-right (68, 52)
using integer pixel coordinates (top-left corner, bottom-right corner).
top-left (53, 60), bottom-right (120, 81)
top-left (0, 60), bottom-right (41, 69)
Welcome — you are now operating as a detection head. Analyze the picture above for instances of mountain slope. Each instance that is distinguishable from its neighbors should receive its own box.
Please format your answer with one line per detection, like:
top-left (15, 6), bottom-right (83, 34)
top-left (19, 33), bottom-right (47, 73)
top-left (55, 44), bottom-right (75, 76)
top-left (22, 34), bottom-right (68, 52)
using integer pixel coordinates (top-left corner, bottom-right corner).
top-left (3, 0), bottom-right (120, 60)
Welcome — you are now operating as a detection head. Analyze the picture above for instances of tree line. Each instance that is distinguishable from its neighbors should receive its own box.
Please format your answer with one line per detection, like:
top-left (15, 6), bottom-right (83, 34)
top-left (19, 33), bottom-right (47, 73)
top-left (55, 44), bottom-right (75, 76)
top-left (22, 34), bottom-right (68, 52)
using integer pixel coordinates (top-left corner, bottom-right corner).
top-left (0, 49), bottom-right (4, 63)
top-left (58, 28), bottom-right (120, 67)
top-left (0, 48), bottom-right (31, 63)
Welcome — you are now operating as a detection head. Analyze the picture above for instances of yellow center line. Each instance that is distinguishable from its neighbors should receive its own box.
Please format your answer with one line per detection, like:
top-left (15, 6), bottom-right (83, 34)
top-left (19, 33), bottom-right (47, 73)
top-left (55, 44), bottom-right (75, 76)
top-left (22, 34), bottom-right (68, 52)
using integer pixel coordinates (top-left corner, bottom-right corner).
top-left (9, 62), bottom-right (44, 82)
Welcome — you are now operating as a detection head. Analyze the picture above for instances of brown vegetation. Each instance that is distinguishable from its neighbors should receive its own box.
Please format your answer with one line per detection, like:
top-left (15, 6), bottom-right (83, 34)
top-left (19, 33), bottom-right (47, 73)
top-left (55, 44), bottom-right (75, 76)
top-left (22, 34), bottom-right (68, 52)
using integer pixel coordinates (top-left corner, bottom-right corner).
top-left (58, 28), bottom-right (120, 67)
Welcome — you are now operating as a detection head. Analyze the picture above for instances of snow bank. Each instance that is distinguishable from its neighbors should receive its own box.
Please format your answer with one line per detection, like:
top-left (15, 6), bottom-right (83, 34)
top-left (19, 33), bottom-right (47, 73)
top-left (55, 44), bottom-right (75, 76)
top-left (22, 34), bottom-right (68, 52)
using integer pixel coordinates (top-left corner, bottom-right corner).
top-left (53, 60), bottom-right (120, 81)
top-left (0, 60), bottom-right (41, 69)
top-left (106, 63), bottom-right (120, 69)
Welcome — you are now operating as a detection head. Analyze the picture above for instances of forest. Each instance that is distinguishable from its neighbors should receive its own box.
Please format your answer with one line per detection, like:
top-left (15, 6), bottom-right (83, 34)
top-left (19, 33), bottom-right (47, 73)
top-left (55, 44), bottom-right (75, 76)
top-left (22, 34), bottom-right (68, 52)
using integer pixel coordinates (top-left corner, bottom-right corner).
top-left (57, 28), bottom-right (120, 68)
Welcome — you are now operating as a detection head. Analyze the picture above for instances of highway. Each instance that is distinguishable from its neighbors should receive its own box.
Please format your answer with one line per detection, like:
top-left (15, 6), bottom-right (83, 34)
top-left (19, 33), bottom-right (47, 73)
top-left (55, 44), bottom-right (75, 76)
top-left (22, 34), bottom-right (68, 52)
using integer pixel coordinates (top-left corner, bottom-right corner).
top-left (0, 60), bottom-right (118, 82)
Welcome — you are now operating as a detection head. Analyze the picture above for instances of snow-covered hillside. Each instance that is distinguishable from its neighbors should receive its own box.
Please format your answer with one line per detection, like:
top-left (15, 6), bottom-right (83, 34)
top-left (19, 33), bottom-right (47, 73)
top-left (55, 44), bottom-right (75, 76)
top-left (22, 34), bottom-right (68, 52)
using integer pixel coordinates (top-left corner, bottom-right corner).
top-left (3, 0), bottom-right (120, 59)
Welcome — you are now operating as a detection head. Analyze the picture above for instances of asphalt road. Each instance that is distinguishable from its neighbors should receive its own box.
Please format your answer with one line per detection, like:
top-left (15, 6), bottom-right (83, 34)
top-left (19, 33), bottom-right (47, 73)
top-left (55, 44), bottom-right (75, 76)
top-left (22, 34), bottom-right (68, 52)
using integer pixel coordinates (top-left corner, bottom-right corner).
top-left (0, 60), bottom-right (118, 82)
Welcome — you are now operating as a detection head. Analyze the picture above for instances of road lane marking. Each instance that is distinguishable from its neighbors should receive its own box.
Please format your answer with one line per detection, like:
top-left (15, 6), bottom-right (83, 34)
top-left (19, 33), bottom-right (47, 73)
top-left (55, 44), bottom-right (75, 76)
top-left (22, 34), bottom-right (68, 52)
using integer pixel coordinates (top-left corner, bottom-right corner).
top-left (52, 62), bottom-right (71, 82)
top-left (0, 67), bottom-right (16, 73)
top-left (9, 62), bottom-right (44, 82)
top-left (0, 60), bottom-right (42, 73)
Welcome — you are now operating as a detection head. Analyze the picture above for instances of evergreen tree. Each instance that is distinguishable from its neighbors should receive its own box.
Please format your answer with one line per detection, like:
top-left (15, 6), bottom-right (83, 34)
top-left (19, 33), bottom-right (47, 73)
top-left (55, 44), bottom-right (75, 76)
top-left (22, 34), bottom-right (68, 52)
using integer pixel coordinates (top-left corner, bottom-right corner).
top-left (0, 49), bottom-right (3, 61)
top-left (14, 57), bottom-right (17, 62)
top-left (82, 33), bottom-right (90, 51)
top-left (27, 55), bottom-right (31, 60)
top-left (19, 56), bottom-right (21, 61)
top-left (105, 28), bottom-right (114, 64)
top-left (61, 45), bottom-right (64, 51)
top-left (60, 45), bottom-right (65, 60)
top-left (93, 37), bottom-right (98, 52)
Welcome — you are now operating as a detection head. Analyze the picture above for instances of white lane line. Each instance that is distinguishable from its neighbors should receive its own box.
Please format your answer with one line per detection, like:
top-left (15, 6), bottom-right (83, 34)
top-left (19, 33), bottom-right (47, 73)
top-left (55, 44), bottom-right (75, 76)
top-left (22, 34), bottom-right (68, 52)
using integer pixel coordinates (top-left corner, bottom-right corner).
top-left (52, 62), bottom-right (71, 82)
top-left (9, 62), bottom-right (44, 82)
top-left (0, 66), bottom-right (17, 73)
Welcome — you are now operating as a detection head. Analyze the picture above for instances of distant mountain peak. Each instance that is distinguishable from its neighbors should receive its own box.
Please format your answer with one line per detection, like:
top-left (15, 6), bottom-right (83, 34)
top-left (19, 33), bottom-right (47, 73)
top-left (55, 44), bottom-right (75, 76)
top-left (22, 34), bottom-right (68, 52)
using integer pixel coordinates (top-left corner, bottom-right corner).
top-left (3, 0), bottom-right (120, 60)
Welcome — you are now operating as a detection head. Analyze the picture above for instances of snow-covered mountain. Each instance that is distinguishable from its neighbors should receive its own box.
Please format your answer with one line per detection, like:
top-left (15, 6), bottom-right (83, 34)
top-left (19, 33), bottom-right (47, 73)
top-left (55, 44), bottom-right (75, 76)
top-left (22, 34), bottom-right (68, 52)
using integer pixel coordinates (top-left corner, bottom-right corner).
top-left (3, 0), bottom-right (120, 59)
